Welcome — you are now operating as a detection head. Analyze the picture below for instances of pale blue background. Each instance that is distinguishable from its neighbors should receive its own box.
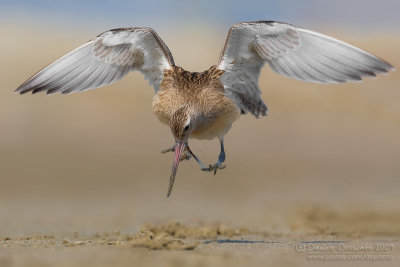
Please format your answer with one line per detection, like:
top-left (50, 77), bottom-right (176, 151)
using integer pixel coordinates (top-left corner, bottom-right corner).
top-left (1, 0), bottom-right (399, 32)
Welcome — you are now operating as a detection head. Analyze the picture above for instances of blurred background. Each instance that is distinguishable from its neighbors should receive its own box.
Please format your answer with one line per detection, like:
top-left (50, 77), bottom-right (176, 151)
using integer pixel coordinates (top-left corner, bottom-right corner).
top-left (0, 0), bottom-right (399, 239)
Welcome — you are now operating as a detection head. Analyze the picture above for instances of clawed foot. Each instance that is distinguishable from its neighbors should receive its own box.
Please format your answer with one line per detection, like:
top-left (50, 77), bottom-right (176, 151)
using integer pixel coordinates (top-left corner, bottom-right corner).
top-left (161, 146), bottom-right (191, 161)
top-left (202, 163), bottom-right (226, 175)
top-left (179, 150), bottom-right (192, 161)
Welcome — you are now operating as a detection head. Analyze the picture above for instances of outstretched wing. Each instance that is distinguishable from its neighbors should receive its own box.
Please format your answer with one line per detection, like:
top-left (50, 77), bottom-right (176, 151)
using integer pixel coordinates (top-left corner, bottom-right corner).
top-left (218, 21), bottom-right (394, 118)
top-left (16, 27), bottom-right (175, 95)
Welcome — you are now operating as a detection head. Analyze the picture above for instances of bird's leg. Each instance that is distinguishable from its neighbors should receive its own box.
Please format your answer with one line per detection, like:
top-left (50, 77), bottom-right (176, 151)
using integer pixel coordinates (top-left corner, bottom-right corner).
top-left (161, 143), bottom-right (191, 161)
top-left (202, 138), bottom-right (226, 175)
top-left (186, 146), bottom-right (206, 169)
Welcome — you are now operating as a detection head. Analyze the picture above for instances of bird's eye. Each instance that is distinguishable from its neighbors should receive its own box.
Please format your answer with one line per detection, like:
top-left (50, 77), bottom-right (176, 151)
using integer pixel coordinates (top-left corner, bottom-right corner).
top-left (183, 125), bottom-right (190, 131)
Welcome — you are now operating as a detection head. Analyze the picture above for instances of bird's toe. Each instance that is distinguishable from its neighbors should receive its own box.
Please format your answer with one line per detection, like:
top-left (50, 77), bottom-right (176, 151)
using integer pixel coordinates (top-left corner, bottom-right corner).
top-left (213, 164), bottom-right (226, 175)
top-left (202, 163), bottom-right (226, 174)
top-left (201, 165), bottom-right (211, 172)
top-left (161, 145), bottom-right (175, 154)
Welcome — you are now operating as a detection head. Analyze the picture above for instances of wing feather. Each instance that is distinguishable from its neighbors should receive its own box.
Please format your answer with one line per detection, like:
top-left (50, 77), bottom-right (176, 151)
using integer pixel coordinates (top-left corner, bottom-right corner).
top-left (16, 28), bottom-right (174, 95)
top-left (218, 21), bottom-right (394, 118)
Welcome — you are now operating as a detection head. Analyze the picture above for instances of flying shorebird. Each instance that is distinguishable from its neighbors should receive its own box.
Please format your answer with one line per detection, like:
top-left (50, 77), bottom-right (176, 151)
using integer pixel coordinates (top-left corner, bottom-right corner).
top-left (16, 21), bottom-right (394, 197)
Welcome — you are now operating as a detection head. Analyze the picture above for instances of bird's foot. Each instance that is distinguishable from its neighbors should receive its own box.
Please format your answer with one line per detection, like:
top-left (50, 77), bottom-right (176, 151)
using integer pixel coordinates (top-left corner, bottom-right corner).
top-left (201, 162), bottom-right (226, 175)
top-left (161, 145), bottom-right (191, 161)
top-left (180, 149), bottom-right (192, 161)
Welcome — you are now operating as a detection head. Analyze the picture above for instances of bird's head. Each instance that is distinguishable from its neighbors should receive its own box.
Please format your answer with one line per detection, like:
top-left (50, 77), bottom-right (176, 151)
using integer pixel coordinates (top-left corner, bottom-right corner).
top-left (170, 105), bottom-right (193, 142)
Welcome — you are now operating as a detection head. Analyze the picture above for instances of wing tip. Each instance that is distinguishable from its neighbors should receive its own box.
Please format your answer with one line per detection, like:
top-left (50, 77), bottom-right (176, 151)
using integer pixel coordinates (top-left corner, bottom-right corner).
top-left (385, 63), bottom-right (396, 72)
top-left (15, 83), bottom-right (50, 95)
top-left (15, 85), bottom-right (30, 95)
top-left (375, 58), bottom-right (395, 73)
top-left (14, 87), bottom-right (22, 95)
top-left (369, 61), bottom-right (395, 78)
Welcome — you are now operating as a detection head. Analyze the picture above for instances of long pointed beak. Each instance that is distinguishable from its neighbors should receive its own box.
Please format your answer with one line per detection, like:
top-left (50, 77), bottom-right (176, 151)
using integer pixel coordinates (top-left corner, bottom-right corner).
top-left (167, 141), bottom-right (185, 197)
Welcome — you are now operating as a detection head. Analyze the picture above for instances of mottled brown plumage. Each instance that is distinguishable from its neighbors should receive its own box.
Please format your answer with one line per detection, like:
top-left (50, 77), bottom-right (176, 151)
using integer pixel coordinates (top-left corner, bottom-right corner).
top-left (153, 66), bottom-right (240, 141)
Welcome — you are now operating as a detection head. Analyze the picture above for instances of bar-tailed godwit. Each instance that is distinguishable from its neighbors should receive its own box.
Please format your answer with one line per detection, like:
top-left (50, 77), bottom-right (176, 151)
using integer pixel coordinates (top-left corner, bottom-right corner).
top-left (16, 21), bottom-right (394, 197)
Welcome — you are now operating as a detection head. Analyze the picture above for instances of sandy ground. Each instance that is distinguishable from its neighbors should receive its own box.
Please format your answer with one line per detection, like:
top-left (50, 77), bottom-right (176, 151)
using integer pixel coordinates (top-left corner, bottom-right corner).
top-left (0, 25), bottom-right (399, 266)
top-left (1, 213), bottom-right (399, 266)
